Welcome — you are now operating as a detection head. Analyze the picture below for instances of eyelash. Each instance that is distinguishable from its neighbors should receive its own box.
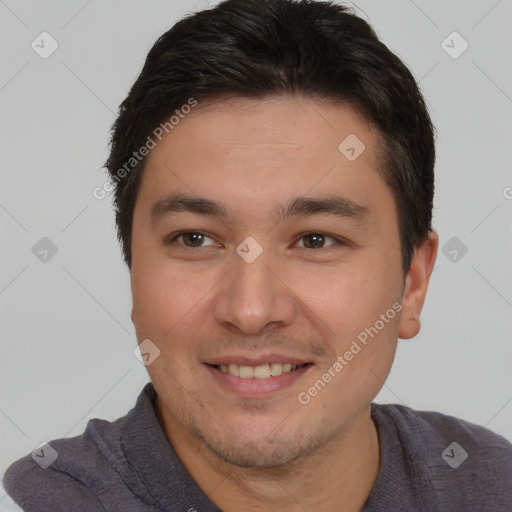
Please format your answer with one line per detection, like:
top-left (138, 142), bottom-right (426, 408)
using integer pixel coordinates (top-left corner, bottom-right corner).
top-left (164, 230), bottom-right (348, 250)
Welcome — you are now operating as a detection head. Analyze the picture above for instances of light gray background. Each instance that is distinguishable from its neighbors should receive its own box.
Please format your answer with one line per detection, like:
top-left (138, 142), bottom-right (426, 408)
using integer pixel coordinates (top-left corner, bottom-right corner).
top-left (1, 0), bottom-right (511, 506)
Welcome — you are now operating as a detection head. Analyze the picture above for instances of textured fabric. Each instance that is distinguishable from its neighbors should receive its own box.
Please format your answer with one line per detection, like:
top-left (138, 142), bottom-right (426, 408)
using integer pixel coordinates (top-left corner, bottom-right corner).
top-left (3, 382), bottom-right (512, 511)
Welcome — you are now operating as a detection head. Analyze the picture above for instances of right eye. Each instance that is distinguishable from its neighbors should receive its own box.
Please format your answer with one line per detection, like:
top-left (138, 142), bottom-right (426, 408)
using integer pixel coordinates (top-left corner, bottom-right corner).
top-left (165, 231), bottom-right (219, 248)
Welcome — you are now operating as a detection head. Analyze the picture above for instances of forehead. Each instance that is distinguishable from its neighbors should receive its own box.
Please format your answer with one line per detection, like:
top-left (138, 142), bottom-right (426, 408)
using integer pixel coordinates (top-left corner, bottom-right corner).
top-left (138, 95), bottom-right (391, 220)
top-left (148, 95), bottom-right (381, 162)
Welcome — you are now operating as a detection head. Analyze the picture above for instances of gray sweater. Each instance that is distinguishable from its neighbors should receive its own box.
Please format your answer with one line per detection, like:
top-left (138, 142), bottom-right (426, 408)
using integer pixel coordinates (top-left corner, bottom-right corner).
top-left (3, 383), bottom-right (512, 511)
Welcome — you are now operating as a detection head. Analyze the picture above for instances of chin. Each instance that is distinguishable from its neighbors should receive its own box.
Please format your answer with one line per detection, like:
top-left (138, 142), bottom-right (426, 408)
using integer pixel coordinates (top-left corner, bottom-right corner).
top-left (205, 437), bottom-right (306, 468)
top-left (193, 419), bottom-right (327, 469)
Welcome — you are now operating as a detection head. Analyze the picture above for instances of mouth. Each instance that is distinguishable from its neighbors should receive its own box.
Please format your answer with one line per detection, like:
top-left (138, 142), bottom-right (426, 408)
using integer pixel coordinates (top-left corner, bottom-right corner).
top-left (204, 360), bottom-right (314, 397)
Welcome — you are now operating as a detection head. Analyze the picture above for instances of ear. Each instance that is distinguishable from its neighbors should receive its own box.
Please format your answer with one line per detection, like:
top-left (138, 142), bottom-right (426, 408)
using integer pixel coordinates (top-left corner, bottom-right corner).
top-left (131, 308), bottom-right (135, 323)
top-left (398, 230), bottom-right (438, 339)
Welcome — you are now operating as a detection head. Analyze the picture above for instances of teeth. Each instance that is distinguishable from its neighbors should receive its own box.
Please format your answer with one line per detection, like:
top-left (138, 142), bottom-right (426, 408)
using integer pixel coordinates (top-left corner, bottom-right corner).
top-left (218, 362), bottom-right (303, 378)
top-left (270, 363), bottom-right (283, 376)
top-left (253, 364), bottom-right (271, 379)
top-left (239, 365), bottom-right (254, 378)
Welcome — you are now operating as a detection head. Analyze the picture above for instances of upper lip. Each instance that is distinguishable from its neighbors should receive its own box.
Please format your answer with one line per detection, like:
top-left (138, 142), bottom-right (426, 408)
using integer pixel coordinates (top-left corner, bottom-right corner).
top-left (205, 354), bottom-right (312, 367)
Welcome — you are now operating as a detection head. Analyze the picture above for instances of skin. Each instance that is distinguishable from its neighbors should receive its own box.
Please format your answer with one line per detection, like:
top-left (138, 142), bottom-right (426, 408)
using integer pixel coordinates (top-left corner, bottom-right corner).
top-left (130, 95), bottom-right (438, 511)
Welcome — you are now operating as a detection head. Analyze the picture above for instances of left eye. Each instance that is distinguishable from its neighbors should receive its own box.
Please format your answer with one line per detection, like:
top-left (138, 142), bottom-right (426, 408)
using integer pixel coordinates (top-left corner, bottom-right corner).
top-left (295, 233), bottom-right (338, 249)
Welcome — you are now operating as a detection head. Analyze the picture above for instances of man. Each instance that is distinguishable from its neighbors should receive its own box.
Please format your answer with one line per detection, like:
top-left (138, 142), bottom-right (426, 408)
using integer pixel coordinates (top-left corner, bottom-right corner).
top-left (4, 0), bottom-right (512, 510)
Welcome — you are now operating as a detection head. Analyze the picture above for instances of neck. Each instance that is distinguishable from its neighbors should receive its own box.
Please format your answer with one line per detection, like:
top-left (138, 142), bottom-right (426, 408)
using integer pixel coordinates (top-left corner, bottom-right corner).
top-left (157, 401), bottom-right (380, 512)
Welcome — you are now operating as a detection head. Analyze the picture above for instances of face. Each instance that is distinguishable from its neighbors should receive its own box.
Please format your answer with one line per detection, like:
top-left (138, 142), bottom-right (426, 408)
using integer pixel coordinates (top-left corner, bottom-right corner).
top-left (131, 96), bottom-right (411, 468)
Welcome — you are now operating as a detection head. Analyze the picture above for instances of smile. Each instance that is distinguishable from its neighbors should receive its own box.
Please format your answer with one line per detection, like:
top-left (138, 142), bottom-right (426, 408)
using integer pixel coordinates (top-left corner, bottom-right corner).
top-left (205, 362), bottom-right (314, 397)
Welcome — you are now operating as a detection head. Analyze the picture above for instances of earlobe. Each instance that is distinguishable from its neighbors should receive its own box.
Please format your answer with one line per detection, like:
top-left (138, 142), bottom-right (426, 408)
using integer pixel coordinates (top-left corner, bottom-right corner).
top-left (398, 230), bottom-right (439, 340)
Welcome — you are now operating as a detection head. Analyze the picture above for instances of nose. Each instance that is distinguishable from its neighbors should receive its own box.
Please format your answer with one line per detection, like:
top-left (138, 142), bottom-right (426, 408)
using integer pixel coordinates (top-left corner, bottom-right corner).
top-left (212, 244), bottom-right (297, 335)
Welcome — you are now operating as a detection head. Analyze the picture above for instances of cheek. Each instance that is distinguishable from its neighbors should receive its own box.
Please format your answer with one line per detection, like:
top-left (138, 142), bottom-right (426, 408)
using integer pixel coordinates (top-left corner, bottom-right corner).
top-left (292, 258), bottom-right (399, 341)
top-left (297, 263), bottom-right (400, 407)
top-left (131, 257), bottom-right (208, 340)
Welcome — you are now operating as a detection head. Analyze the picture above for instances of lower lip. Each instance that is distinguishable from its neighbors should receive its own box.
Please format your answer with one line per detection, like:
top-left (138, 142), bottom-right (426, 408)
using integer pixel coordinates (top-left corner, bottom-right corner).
top-left (204, 364), bottom-right (313, 398)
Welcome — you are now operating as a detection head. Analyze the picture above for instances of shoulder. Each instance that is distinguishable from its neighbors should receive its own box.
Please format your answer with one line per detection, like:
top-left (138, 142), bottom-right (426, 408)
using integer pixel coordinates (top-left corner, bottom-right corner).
top-left (3, 434), bottom-right (106, 511)
top-left (371, 403), bottom-right (512, 508)
top-left (374, 403), bottom-right (512, 455)
top-left (3, 412), bottom-right (130, 511)
top-left (3, 455), bottom-right (104, 512)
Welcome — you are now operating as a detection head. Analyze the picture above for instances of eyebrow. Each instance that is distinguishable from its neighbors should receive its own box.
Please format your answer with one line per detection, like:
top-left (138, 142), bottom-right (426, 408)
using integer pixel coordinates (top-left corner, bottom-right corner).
top-left (150, 193), bottom-right (370, 225)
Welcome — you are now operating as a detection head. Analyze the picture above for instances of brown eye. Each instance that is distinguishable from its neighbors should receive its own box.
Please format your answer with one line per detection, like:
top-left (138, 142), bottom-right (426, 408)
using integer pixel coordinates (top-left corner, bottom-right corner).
top-left (166, 231), bottom-right (217, 248)
top-left (181, 232), bottom-right (205, 247)
top-left (296, 233), bottom-right (337, 249)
